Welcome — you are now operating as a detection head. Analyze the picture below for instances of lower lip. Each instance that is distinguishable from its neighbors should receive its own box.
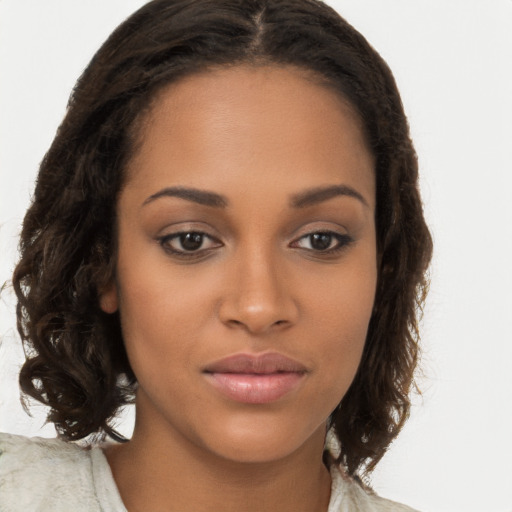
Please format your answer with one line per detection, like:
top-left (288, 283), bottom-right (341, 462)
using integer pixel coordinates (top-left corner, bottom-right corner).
top-left (205, 372), bottom-right (304, 404)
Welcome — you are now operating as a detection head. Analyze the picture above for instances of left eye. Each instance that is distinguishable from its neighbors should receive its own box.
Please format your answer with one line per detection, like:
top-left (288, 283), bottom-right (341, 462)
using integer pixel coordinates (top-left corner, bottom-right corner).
top-left (159, 231), bottom-right (220, 254)
top-left (293, 232), bottom-right (352, 252)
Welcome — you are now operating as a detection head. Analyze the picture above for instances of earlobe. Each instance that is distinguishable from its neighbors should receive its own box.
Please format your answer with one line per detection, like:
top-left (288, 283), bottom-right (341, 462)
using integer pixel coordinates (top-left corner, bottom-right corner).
top-left (99, 281), bottom-right (119, 314)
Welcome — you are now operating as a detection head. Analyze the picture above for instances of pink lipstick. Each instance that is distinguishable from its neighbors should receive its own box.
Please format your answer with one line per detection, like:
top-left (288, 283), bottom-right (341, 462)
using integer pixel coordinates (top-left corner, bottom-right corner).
top-left (203, 353), bottom-right (307, 404)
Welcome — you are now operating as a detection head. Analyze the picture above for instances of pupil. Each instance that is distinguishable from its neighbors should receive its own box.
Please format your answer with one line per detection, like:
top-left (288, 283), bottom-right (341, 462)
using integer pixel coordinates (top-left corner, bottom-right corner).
top-left (311, 233), bottom-right (332, 250)
top-left (180, 232), bottom-right (203, 251)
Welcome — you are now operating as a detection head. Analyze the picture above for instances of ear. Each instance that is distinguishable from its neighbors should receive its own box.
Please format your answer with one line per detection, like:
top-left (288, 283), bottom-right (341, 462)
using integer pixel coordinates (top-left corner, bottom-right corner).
top-left (99, 280), bottom-right (119, 314)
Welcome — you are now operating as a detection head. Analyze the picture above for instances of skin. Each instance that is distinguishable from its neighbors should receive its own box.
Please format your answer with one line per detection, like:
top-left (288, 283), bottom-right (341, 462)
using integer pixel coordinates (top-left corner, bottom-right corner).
top-left (101, 65), bottom-right (377, 512)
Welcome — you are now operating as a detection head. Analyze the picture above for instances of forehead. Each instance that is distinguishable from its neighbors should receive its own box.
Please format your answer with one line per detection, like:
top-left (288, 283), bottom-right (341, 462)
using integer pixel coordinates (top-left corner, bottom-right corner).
top-left (124, 64), bottom-right (375, 208)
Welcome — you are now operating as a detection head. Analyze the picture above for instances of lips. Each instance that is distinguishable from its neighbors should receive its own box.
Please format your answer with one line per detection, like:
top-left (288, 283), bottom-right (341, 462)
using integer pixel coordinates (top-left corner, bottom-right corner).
top-left (203, 353), bottom-right (307, 404)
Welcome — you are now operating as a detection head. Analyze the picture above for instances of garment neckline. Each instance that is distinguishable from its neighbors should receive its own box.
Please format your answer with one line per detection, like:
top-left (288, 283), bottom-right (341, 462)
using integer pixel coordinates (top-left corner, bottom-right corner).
top-left (92, 444), bottom-right (349, 512)
top-left (91, 445), bottom-right (128, 511)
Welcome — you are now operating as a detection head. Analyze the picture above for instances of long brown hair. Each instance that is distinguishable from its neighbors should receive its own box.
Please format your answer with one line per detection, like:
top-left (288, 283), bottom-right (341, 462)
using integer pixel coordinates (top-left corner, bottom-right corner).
top-left (13, 0), bottom-right (432, 477)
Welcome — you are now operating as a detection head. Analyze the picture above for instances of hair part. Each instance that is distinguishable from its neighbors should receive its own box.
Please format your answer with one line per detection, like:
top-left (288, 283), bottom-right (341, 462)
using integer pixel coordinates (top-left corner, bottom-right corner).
top-left (13, 0), bottom-right (432, 478)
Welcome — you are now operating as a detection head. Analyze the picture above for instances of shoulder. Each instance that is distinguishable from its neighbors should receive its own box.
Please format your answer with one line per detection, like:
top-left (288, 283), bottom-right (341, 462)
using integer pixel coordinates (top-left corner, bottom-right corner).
top-left (329, 464), bottom-right (420, 512)
top-left (0, 432), bottom-right (102, 512)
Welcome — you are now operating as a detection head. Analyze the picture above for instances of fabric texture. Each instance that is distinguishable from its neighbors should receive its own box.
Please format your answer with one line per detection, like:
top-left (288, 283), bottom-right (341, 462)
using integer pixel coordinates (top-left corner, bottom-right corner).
top-left (0, 433), bottom-right (418, 511)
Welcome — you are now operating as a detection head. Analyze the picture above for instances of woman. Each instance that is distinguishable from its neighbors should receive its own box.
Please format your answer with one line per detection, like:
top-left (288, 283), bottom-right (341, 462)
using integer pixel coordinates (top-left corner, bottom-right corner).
top-left (0, 0), bottom-right (432, 510)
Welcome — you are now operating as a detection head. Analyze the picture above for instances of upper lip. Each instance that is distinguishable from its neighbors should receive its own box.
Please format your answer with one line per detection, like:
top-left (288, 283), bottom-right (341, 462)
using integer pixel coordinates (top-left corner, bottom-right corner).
top-left (203, 352), bottom-right (308, 374)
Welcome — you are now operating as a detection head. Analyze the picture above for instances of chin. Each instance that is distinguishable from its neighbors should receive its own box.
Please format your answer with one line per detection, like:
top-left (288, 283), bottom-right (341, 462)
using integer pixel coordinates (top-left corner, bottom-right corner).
top-left (197, 415), bottom-right (326, 465)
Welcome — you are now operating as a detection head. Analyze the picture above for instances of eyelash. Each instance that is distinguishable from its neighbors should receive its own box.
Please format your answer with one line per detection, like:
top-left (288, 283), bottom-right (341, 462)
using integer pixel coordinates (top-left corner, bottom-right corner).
top-left (157, 231), bottom-right (222, 258)
top-left (157, 230), bottom-right (353, 259)
top-left (290, 232), bottom-right (353, 255)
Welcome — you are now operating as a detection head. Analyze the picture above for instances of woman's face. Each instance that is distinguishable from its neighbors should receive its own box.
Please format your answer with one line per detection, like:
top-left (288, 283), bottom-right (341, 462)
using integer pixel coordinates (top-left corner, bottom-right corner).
top-left (101, 65), bottom-right (377, 463)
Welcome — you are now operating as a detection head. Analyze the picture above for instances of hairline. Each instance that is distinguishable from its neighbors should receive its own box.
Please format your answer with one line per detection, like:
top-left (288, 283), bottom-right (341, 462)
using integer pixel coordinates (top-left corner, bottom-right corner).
top-left (121, 60), bottom-right (373, 189)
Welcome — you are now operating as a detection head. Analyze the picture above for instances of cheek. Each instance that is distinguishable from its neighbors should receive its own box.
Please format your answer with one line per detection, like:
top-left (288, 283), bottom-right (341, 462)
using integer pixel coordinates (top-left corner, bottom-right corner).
top-left (114, 253), bottom-right (226, 392)
top-left (304, 259), bottom-right (377, 390)
top-left (116, 277), bottom-right (196, 351)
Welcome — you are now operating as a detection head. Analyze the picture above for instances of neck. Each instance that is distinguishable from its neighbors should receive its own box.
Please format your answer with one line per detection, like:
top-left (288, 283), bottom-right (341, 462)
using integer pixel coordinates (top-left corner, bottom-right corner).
top-left (105, 407), bottom-right (332, 512)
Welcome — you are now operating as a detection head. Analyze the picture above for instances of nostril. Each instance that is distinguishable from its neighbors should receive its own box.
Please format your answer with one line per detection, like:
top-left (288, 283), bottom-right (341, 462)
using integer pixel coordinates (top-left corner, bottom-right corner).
top-left (224, 317), bottom-right (290, 333)
top-left (218, 289), bottom-right (299, 334)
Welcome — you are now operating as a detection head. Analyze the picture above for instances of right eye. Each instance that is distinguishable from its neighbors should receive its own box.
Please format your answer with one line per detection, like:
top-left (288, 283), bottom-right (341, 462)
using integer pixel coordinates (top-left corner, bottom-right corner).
top-left (158, 231), bottom-right (222, 257)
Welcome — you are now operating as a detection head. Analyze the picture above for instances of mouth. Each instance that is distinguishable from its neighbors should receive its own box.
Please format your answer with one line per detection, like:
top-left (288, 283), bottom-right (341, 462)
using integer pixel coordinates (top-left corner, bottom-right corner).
top-left (202, 352), bottom-right (307, 404)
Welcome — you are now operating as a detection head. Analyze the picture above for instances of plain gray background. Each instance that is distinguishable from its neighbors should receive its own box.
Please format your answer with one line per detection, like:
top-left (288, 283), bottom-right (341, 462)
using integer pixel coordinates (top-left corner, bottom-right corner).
top-left (1, 2), bottom-right (511, 511)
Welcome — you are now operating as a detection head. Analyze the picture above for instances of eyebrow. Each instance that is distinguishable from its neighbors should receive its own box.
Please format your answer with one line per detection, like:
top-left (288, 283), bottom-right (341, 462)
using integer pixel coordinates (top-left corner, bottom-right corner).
top-left (142, 183), bottom-right (368, 210)
top-left (290, 184), bottom-right (369, 209)
top-left (143, 186), bottom-right (228, 208)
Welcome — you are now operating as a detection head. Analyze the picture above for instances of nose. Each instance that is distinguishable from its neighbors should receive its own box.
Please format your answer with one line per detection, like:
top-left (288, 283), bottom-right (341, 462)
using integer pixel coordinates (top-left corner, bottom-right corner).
top-left (218, 248), bottom-right (299, 335)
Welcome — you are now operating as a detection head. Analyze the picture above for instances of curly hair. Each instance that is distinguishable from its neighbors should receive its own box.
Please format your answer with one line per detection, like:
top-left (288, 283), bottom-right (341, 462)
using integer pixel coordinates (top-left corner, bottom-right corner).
top-left (13, 0), bottom-right (432, 477)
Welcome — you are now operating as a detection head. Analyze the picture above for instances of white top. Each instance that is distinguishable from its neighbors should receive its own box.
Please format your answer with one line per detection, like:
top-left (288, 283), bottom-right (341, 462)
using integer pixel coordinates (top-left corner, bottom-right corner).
top-left (0, 433), bottom-right (418, 511)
